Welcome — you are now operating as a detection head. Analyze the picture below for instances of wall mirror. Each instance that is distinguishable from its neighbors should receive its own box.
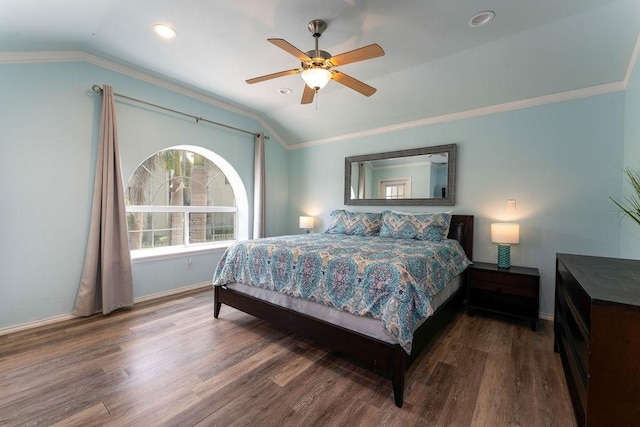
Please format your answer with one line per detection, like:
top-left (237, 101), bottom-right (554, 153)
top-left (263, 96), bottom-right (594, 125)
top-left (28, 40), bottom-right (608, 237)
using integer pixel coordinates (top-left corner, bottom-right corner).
top-left (344, 144), bottom-right (456, 206)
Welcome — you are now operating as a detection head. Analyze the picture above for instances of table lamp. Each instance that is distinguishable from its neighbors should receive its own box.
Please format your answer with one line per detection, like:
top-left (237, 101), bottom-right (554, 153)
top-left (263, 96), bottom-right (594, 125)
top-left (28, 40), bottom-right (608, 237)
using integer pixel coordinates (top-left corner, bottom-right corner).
top-left (299, 216), bottom-right (314, 233)
top-left (491, 223), bottom-right (520, 268)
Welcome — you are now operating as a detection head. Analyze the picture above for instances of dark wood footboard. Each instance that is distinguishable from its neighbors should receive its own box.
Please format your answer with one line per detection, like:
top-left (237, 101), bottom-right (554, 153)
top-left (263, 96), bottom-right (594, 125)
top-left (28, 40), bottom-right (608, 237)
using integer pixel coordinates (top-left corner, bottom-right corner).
top-left (214, 280), bottom-right (465, 407)
top-left (213, 214), bottom-right (473, 407)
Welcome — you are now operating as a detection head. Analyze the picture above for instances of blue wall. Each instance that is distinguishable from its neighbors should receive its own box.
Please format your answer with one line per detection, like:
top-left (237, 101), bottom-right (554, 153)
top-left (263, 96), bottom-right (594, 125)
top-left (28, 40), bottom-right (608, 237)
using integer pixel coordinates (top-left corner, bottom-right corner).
top-left (621, 52), bottom-right (640, 257)
top-left (288, 92), bottom-right (627, 317)
top-left (0, 55), bottom-right (636, 330)
top-left (0, 60), bottom-right (288, 330)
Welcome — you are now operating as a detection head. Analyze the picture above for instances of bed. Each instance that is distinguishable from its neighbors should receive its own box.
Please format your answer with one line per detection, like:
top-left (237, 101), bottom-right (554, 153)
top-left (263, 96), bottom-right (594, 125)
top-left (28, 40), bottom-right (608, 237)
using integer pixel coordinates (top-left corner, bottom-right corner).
top-left (212, 211), bottom-right (473, 407)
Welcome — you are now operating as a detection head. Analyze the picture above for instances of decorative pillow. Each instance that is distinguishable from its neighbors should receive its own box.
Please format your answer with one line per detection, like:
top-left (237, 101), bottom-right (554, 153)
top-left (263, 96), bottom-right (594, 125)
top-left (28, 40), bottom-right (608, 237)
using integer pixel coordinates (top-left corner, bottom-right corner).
top-left (379, 210), bottom-right (452, 241)
top-left (324, 210), bottom-right (382, 236)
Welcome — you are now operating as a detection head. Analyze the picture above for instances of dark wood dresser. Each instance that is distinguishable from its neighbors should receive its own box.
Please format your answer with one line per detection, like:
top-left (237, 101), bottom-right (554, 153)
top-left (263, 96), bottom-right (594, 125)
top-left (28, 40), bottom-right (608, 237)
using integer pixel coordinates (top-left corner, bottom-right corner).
top-left (555, 253), bottom-right (640, 426)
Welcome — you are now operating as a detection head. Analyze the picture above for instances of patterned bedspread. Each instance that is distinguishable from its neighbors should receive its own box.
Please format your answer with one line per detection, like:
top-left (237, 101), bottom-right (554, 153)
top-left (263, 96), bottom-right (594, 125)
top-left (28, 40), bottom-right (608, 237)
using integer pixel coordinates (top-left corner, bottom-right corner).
top-left (212, 233), bottom-right (470, 353)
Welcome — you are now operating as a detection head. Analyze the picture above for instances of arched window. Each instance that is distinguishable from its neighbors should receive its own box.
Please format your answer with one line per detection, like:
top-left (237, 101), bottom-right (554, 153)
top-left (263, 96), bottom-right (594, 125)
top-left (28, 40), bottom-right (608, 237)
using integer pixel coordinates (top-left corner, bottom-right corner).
top-left (126, 145), bottom-right (248, 258)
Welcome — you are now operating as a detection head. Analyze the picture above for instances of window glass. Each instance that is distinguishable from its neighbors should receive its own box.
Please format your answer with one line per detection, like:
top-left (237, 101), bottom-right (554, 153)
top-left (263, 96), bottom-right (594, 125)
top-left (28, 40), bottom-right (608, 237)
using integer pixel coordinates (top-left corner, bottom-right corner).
top-left (126, 148), bottom-right (238, 253)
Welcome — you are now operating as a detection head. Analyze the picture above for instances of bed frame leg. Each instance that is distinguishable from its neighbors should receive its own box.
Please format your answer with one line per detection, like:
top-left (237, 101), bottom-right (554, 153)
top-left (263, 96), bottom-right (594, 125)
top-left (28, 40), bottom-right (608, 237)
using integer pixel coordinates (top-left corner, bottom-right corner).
top-left (391, 349), bottom-right (405, 408)
top-left (213, 286), bottom-right (222, 318)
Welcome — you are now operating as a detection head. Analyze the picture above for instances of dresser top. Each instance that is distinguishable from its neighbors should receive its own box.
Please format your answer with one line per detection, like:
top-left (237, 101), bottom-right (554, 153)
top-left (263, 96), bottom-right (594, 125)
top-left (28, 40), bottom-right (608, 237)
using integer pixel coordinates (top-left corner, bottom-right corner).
top-left (557, 253), bottom-right (640, 307)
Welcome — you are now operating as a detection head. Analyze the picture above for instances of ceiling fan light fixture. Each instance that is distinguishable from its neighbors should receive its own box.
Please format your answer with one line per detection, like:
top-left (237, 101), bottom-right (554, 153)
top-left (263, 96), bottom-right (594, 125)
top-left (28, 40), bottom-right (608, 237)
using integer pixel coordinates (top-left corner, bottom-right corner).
top-left (301, 68), bottom-right (332, 90)
top-left (153, 23), bottom-right (177, 39)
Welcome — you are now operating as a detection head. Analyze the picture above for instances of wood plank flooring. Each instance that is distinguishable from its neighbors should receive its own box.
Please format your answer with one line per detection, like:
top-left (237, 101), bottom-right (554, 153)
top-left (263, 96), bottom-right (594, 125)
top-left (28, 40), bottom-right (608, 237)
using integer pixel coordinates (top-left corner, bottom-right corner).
top-left (0, 288), bottom-right (576, 426)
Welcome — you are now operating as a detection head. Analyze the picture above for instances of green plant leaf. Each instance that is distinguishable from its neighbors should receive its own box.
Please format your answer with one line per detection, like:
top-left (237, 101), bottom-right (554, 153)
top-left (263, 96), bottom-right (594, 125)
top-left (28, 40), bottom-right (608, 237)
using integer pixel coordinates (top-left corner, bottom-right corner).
top-left (611, 167), bottom-right (640, 227)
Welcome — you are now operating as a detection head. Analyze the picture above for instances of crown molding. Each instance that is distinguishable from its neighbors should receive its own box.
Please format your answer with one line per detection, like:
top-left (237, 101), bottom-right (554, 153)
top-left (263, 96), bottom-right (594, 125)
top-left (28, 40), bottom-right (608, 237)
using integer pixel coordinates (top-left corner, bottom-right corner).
top-left (0, 51), bottom-right (289, 149)
top-left (623, 32), bottom-right (640, 89)
top-left (289, 29), bottom-right (639, 149)
top-left (2, 48), bottom-right (635, 152)
top-left (290, 80), bottom-right (626, 150)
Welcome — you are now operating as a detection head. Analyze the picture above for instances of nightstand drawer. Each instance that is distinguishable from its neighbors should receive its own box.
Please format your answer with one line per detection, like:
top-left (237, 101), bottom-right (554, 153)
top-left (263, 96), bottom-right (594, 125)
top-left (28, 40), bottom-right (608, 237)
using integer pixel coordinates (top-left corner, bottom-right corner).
top-left (467, 262), bottom-right (540, 330)
top-left (469, 269), bottom-right (538, 298)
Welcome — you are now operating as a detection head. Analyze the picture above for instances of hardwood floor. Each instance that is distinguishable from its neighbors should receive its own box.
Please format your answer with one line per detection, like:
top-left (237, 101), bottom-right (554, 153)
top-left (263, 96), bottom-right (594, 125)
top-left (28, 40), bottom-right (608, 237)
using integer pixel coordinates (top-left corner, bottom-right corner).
top-left (0, 288), bottom-right (576, 426)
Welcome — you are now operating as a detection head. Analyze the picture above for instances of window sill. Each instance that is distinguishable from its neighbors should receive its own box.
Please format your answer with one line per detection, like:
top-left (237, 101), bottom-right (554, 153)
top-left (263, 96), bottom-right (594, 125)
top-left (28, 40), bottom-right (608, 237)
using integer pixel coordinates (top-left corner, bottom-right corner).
top-left (131, 242), bottom-right (232, 263)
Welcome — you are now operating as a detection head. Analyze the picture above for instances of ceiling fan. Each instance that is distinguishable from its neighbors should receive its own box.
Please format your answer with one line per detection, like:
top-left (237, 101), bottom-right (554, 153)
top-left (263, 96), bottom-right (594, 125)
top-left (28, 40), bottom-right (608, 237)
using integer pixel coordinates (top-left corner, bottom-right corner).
top-left (246, 19), bottom-right (385, 104)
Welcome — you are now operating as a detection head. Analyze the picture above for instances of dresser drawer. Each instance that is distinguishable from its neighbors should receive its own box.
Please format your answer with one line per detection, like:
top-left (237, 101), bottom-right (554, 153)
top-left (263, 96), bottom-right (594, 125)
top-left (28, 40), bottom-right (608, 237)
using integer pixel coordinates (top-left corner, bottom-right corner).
top-left (557, 260), bottom-right (591, 335)
top-left (469, 269), bottom-right (538, 298)
top-left (557, 323), bottom-right (587, 420)
top-left (556, 288), bottom-right (589, 384)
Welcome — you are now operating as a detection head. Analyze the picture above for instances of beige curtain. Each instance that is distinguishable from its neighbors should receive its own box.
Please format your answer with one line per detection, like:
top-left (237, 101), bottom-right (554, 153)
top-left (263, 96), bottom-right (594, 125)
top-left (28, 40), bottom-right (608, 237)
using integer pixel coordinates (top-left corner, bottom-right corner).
top-left (73, 85), bottom-right (134, 316)
top-left (253, 132), bottom-right (266, 239)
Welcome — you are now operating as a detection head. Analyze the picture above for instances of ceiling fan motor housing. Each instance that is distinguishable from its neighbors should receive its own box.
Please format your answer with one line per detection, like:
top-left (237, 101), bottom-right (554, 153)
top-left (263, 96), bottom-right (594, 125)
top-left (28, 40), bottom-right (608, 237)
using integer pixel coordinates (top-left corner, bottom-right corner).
top-left (307, 19), bottom-right (327, 37)
top-left (302, 50), bottom-right (332, 70)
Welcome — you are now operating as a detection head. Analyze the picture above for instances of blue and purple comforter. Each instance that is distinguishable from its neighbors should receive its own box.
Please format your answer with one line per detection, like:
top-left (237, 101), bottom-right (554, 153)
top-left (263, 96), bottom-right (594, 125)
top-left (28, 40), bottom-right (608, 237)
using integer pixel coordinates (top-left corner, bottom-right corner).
top-left (212, 233), bottom-right (470, 353)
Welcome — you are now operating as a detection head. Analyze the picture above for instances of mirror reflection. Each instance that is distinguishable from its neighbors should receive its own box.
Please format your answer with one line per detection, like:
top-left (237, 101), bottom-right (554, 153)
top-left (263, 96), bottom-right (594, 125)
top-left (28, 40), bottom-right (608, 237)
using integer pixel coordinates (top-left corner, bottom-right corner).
top-left (345, 144), bottom-right (456, 206)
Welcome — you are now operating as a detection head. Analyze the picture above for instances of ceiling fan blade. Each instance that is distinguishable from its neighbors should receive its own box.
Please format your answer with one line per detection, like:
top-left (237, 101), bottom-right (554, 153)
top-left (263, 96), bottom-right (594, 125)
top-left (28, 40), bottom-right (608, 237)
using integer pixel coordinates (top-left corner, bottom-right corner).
top-left (301, 84), bottom-right (315, 104)
top-left (268, 38), bottom-right (311, 62)
top-left (332, 72), bottom-right (377, 97)
top-left (246, 68), bottom-right (301, 84)
top-left (329, 43), bottom-right (385, 66)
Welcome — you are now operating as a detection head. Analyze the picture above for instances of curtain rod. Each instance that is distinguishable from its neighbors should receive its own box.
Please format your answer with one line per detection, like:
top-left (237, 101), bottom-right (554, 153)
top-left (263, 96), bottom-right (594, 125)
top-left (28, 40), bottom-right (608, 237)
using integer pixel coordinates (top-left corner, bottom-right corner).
top-left (91, 85), bottom-right (262, 138)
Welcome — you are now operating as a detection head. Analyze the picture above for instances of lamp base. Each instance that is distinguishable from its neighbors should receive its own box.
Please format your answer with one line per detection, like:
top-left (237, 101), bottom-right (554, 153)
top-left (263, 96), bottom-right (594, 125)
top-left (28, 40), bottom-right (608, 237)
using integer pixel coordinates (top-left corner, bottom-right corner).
top-left (497, 244), bottom-right (511, 268)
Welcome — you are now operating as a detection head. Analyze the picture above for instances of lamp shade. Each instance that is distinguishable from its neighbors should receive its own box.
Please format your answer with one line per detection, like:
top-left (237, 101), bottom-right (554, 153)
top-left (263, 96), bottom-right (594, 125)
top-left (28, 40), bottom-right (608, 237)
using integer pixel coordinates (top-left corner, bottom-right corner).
top-left (491, 223), bottom-right (520, 244)
top-left (299, 216), bottom-right (314, 229)
top-left (301, 68), bottom-right (332, 90)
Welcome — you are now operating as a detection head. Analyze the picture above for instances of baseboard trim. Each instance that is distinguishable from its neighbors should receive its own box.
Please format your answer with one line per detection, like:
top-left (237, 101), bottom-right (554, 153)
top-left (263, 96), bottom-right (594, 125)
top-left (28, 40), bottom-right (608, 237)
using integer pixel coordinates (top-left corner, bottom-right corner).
top-left (0, 313), bottom-right (80, 336)
top-left (1, 281), bottom-right (553, 336)
top-left (0, 282), bottom-right (212, 336)
top-left (134, 282), bottom-right (211, 304)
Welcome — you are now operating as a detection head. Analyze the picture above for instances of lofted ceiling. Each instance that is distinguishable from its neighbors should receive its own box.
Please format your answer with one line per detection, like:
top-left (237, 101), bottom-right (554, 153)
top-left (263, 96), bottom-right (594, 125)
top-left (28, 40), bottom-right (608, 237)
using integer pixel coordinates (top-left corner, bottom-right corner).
top-left (1, 0), bottom-right (639, 147)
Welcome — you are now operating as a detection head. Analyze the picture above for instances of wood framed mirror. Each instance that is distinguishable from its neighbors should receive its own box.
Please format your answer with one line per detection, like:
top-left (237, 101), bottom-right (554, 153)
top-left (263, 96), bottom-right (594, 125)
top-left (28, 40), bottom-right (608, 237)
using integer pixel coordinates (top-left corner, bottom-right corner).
top-left (344, 144), bottom-right (456, 206)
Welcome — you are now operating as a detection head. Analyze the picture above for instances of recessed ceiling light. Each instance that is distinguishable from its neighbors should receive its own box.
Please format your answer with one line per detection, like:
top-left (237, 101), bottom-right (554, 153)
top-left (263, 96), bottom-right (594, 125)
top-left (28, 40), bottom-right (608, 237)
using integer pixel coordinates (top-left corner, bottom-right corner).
top-left (153, 23), bottom-right (176, 39)
top-left (279, 88), bottom-right (292, 95)
top-left (468, 11), bottom-right (495, 28)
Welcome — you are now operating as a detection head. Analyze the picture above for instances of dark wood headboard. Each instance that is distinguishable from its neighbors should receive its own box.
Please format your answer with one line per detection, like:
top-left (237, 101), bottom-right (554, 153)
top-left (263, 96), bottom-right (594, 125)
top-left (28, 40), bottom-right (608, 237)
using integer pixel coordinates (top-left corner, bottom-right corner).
top-left (449, 215), bottom-right (474, 261)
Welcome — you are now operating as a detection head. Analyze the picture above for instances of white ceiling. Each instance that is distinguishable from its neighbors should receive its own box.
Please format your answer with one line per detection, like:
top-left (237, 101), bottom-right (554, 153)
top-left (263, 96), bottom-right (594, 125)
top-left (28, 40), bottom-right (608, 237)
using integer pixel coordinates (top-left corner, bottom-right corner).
top-left (1, 0), bottom-right (639, 146)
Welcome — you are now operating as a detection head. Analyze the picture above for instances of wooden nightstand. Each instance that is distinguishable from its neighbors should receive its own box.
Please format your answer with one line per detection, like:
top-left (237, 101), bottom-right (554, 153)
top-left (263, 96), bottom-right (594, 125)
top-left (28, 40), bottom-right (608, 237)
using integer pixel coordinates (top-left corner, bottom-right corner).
top-left (467, 262), bottom-right (540, 330)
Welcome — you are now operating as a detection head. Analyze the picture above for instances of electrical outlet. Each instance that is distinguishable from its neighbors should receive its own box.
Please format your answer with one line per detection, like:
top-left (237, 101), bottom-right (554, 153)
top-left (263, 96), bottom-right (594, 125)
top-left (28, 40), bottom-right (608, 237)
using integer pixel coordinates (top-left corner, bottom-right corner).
top-left (507, 199), bottom-right (516, 211)
top-left (186, 257), bottom-right (193, 269)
